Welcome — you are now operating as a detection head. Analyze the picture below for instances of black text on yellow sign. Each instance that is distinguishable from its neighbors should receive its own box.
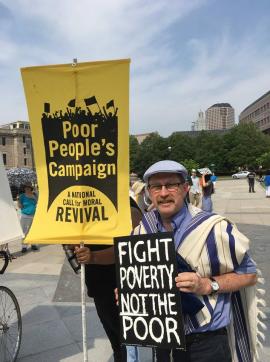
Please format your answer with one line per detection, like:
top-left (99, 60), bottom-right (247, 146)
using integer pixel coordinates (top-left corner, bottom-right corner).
top-left (21, 59), bottom-right (131, 244)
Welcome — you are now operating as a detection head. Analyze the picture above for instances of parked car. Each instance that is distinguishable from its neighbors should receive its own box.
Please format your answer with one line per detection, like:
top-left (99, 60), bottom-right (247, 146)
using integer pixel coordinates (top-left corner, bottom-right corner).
top-left (232, 171), bottom-right (250, 179)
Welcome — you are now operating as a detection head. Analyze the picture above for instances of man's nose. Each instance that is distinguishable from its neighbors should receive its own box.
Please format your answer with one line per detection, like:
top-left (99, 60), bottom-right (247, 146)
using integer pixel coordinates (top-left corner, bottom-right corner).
top-left (159, 185), bottom-right (170, 196)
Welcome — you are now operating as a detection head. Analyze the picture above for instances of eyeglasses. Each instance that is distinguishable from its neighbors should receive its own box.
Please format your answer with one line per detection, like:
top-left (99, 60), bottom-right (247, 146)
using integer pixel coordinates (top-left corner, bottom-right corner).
top-left (148, 182), bottom-right (183, 193)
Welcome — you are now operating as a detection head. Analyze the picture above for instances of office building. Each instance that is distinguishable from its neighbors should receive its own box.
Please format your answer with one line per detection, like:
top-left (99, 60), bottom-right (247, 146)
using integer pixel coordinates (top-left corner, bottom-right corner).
top-left (192, 110), bottom-right (206, 131)
top-left (239, 90), bottom-right (270, 134)
top-left (205, 103), bottom-right (235, 130)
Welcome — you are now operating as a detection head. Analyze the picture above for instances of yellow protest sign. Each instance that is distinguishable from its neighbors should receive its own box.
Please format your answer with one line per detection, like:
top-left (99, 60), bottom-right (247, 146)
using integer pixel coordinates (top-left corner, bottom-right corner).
top-left (21, 59), bottom-right (131, 244)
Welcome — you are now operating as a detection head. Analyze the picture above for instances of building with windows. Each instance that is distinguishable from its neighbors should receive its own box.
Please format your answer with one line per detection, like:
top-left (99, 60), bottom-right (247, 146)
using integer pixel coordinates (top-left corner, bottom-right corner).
top-left (0, 121), bottom-right (34, 169)
top-left (191, 110), bottom-right (206, 131)
top-left (205, 103), bottom-right (235, 130)
top-left (239, 90), bottom-right (270, 134)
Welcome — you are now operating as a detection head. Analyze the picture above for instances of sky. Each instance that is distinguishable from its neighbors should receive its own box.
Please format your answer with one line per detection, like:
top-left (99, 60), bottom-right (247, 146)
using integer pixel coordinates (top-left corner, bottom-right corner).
top-left (1, 0), bottom-right (270, 136)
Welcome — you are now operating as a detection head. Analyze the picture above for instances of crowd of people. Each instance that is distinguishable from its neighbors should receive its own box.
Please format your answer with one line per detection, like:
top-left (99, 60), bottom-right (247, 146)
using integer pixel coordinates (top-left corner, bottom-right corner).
top-left (6, 162), bottom-right (266, 362)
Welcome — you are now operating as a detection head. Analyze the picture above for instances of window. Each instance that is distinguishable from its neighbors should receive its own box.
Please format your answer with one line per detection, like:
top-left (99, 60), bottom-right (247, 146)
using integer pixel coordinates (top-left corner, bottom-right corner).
top-left (23, 147), bottom-right (26, 155)
top-left (23, 136), bottom-right (26, 143)
top-left (2, 136), bottom-right (6, 146)
top-left (2, 153), bottom-right (6, 165)
top-left (24, 158), bottom-right (27, 166)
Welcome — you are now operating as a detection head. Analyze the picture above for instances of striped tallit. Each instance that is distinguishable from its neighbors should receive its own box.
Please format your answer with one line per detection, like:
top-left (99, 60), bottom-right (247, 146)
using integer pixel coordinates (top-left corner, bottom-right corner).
top-left (132, 205), bottom-right (266, 362)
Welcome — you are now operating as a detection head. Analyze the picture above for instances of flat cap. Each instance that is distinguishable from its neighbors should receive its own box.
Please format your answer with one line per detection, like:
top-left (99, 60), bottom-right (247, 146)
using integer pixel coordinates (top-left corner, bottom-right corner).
top-left (143, 160), bottom-right (188, 183)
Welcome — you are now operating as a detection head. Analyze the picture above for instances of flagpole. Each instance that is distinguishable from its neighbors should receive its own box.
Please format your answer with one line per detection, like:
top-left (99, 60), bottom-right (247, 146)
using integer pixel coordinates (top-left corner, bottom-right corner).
top-left (71, 58), bottom-right (88, 362)
top-left (80, 241), bottom-right (88, 362)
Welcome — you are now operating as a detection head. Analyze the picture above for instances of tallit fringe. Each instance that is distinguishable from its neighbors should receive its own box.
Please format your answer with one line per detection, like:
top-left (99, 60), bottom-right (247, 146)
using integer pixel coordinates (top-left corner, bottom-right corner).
top-left (249, 268), bottom-right (267, 362)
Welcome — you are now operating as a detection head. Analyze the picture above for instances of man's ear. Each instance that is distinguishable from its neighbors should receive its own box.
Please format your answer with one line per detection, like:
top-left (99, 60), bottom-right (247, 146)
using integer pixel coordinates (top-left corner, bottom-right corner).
top-left (183, 182), bottom-right (190, 193)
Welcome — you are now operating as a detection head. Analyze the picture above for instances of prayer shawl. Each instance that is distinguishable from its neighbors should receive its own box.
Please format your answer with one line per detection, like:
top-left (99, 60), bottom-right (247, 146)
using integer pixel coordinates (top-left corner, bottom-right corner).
top-left (132, 205), bottom-right (266, 362)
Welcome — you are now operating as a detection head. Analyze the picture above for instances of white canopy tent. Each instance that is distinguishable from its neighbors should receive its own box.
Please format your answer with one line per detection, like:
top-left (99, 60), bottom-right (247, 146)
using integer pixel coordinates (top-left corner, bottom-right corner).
top-left (0, 153), bottom-right (24, 245)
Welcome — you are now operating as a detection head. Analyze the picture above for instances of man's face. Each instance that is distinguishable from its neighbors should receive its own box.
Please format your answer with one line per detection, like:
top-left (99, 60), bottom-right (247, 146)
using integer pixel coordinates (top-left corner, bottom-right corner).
top-left (148, 173), bottom-right (188, 221)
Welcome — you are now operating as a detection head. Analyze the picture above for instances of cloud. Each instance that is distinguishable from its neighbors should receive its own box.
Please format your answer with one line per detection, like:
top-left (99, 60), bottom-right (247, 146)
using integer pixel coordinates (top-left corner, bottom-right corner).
top-left (0, 0), bottom-right (270, 136)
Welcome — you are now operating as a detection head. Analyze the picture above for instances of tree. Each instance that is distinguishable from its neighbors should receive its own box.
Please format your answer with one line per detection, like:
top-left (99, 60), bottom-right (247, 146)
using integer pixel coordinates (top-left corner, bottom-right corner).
top-left (129, 124), bottom-right (270, 175)
top-left (256, 152), bottom-right (270, 169)
top-left (181, 159), bottom-right (199, 173)
top-left (167, 133), bottom-right (195, 162)
top-left (193, 131), bottom-right (226, 172)
top-left (132, 133), bottom-right (168, 176)
top-left (129, 135), bottom-right (140, 173)
top-left (223, 124), bottom-right (270, 171)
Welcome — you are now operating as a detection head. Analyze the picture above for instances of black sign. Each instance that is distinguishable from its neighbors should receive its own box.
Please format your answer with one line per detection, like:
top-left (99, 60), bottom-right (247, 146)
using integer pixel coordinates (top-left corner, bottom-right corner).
top-left (41, 97), bottom-right (118, 210)
top-left (114, 232), bottom-right (185, 350)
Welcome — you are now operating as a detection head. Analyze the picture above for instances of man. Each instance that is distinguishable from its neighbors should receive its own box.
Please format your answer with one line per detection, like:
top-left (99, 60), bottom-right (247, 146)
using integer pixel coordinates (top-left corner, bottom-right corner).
top-left (189, 169), bottom-right (201, 207)
top-left (132, 160), bottom-right (259, 362)
top-left (247, 168), bottom-right (256, 193)
top-left (74, 198), bottom-right (142, 362)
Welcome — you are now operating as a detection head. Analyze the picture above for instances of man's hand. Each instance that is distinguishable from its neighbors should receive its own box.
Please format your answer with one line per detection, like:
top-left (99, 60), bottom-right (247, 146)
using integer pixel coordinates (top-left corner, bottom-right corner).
top-left (175, 271), bottom-right (257, 295)
top-left (74, 246), bottom-right (92, 264)
top-left (175, 272), bottom-right (211, 295)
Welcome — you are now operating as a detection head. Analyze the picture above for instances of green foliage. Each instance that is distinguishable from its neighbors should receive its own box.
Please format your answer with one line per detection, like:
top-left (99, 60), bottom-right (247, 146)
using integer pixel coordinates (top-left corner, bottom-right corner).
top-left (181, 159), bottom-right (199, 172)
top-left (256, 152), bottom-right (270, 168)
top-left (129, 135), bottom-right (140, 173)
top-left (193, 131), bottom-right (226, 172)
top-left (223, 124), bottom-right (270, 170)
top-left (130, 133), bottom-right (169, 176)
top-left (130, 123), bottom-right (270, 174)
top-left (167, 133), bottom-right (195, 162)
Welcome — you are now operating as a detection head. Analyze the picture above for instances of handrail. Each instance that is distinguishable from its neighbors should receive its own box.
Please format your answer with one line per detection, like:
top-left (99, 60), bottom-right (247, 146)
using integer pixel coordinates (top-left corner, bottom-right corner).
top-left (0, 250), bottom-right (9, 274)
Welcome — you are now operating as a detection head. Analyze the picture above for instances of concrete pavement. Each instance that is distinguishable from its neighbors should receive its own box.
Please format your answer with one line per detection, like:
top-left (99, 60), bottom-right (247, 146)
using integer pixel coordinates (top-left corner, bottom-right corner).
top-left (213, 178), bottom-right (270, 362)
top-left (1, 178), bottom-right (269, 361)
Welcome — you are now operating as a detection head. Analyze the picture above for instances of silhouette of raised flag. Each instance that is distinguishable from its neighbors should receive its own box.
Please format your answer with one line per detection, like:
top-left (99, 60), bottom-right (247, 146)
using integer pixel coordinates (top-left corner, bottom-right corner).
top-left (44, 103), bottom-right (50, 113)
top-left (106, 100), bottom-right (114, 109)
top-left (68, 99), bottom-right (75, 107)
top-left (84, 96), bottom-right (97, 106)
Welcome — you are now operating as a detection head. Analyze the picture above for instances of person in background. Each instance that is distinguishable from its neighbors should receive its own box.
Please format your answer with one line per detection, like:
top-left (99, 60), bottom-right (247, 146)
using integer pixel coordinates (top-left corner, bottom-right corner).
top-left (17, 182), bottom-right (38, 253)
top-left (189, 169), bottom-right (201, 207)
top-left (247, 168), bottom-right (256, 193)
top-left (131, 180), bottom-right (147, 212)
top-left (201, 173), bottom-right (214, 212)
top-left (210, 172), bottom-right (217, 189)
top-left (264, 170), bottom-right (270, 198)
top-left (74, 198), bottom-right (142, 362)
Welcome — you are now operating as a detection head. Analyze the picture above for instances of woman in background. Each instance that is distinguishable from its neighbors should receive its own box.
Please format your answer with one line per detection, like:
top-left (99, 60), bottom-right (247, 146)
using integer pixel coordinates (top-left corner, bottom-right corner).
top-left (17, 182), bottom-right (38, 253)
top-left (201, 173), bottom-right (214, 212)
